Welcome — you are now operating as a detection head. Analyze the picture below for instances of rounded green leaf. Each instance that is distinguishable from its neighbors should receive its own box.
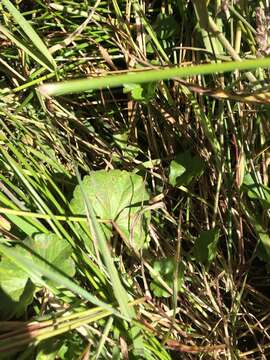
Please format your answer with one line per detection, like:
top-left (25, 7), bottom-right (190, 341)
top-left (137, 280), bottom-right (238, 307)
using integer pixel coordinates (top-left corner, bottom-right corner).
top-left (0, 233), bottom-right (75, 317)
top-left (23, 233), bottom-right (76, 285)
top-left (70, 170), bottom-right (150, 250)
top-left (0, 259), bottom-right (35, 318)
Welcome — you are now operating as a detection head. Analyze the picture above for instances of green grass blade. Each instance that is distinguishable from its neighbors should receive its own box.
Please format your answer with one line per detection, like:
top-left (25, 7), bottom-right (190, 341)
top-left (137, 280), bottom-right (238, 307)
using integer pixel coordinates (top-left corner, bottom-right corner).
top-left (75, 170), bottom-right (144, 351)
top-left (75, 169), bottom-right (133, 320)
top-left (39, 57), bottom-right (270, 96)
top-left (94, 316), bottom-right (114, 359)
top-left (132, 1), bottom-right (170, 63)
top-left (0, 25), bottom-right (53, 72)
top-left (2, 0), bottom-right (56, 71)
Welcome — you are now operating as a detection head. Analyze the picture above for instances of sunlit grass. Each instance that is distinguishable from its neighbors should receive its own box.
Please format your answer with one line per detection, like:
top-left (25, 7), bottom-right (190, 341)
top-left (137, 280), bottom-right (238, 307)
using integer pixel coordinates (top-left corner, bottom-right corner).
top-left (0, 0), bottom-right (270, 359)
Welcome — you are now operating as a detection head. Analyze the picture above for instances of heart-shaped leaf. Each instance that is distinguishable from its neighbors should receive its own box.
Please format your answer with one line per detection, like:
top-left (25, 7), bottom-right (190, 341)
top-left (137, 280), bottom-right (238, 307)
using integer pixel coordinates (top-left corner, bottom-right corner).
top-left (70, 170), bottom-right (150, 250)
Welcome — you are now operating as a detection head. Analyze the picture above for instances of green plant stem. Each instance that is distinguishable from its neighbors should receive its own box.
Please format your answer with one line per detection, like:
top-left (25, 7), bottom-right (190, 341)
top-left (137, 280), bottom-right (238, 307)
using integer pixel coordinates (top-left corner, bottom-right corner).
top-left (39, 57), bottom-right (270, 96)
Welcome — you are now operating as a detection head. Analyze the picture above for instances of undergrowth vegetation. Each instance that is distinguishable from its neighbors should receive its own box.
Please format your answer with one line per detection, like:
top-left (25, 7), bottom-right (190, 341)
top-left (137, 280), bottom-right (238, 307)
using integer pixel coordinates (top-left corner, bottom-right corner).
top-left (1, 0), bottom-right (270, 358)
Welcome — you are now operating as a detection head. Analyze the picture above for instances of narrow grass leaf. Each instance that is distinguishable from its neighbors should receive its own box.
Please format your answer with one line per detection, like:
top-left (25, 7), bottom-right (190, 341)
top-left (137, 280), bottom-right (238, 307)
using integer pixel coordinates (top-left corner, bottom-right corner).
top-left (2, 0), bottom-right (56, 70)
top-left (75, 169), bottom-right (133, 319)
top-left (94, 316), bottom-right (114, 359)
top-left (75, 170), bottom-right (145, 351)
top-left (132, 1), bottom-right (170, 62)
top-left (0, 25), bottom-right (54, 72)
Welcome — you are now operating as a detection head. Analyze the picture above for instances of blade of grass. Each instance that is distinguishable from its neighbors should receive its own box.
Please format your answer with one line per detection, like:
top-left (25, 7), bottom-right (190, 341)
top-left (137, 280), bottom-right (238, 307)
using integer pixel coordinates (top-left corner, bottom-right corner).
top-left (132, 1), bottom-right (170, 63)
top-left (0, 308), bottom-right (112, 354)
top-left (2, 0), bottom-right (56, 70)
top-left (0, 207), bottom-right (88, 223)
top-left (0, 25), bottom-right (54, 72)
top-left (94, 316), bottom-right (114, 359)
top-left (75, 168), bottom-right (133, 319)
top-left (75, 168), bottom-right (144, 351)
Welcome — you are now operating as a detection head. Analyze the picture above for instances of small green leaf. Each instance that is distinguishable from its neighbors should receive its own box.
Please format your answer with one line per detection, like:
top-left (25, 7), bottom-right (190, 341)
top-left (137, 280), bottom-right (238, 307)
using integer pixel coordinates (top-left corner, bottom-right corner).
top-left (247, 210), bottom-right (270, 261)
top-left (142, 82), bottom-right (157, 101)
top-left (242, 173), bottom-right (270, 208)
top-left (150, 258), bottom-right (184, 298)
top-left (113, 131), bottom-right (139, 159)
top-left (70, 170), bottom-right (150, 250)
top-left (256, 240), bottom-right (270, 263)
top-left (169, 151), bottom-right (205, 187)
top-left (124, 83), bottom-right (143, 100)
top-left (123, 82), bottom-right (157, 102)
top-left (193, 228), bottom-right (219, 267)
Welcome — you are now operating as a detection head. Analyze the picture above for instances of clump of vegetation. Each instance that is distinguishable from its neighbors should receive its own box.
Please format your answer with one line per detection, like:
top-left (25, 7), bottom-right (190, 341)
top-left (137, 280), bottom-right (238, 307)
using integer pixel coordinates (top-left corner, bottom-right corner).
top-left (1, 0), bottom-right (270, 358)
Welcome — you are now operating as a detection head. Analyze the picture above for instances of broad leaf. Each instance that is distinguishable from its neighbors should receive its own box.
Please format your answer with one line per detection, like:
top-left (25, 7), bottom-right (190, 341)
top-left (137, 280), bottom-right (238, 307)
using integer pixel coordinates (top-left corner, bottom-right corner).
top-left (23, 233), bottom-right (75, 286)
top-left (242, 178), bottom-right (270, 260)
top-left (169, 151), bottom-right (205, 187)
top-left (0, 233), bottom-right (75, 317)
top-left (193, 228), bottom-right (219, 267)
top-left (150, 258), bottom-right (184, 298)
top-left (70, 170), bottom-right (150, 250)
top-left (246, 210), bottom-right (270, 261)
